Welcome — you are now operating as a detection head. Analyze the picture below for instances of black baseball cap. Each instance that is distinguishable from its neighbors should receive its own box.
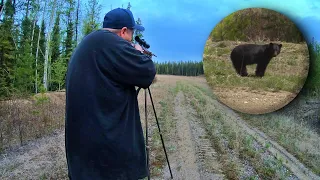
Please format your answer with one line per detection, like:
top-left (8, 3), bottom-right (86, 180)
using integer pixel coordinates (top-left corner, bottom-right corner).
top-left (103, 8), bottom-right (145, 31)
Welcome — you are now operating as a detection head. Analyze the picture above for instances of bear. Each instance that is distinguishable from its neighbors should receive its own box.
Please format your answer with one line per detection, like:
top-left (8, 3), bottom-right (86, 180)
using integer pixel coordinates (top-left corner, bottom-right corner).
top-left (230, 42), bottom-right (282, 77)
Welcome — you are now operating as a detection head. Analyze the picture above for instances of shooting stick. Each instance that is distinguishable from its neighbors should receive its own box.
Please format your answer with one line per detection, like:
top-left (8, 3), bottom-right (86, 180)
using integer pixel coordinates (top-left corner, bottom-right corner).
top-left (136, 87), bottom-right (173, 179)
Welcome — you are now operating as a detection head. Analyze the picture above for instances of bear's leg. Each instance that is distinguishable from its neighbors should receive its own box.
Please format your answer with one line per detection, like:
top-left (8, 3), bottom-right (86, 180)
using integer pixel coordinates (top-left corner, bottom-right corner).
top-left (234, 66), bottom-right (241, 75)
top-left (233, 63), bottom-right (247, 76)
top-left (231, 56), bottom-right (248, 76)
top-left (231, 60), bottom-right (241, 75)
top-left (255, 63), bottom-right (268, 77)
top-left (240, 65), bottom-right (248, 76)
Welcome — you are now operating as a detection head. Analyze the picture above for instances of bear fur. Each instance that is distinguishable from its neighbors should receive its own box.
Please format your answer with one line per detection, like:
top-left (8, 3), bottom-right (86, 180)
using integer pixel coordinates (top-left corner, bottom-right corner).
top-left (230, 43), bottom-right (282, 77)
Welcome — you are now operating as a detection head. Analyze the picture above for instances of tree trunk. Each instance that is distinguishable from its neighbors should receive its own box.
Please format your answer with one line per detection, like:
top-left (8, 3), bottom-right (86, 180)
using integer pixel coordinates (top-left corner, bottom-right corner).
top-left (75, 0), bottom-right (79, 44)
top-left (35, 0), bottom-right (47, 94)
top-left (43, 0), bottom-right (57, 91)
top-left (0, 0), bottom-right (5, 19)
top-left (25, 0), bottom-right (30, 17)
top-left (30, 18), bottom-right (37, 56)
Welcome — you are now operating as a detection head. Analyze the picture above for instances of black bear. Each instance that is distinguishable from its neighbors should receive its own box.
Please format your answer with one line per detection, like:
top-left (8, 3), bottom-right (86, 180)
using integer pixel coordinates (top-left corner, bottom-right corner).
top-left (230, 43), bottom-right (282, 77)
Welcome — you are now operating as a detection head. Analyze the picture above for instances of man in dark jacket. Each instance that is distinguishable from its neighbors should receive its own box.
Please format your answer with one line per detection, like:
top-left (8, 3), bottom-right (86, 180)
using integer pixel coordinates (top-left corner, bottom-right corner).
top-left (65, 8), bottom-right (156, 180)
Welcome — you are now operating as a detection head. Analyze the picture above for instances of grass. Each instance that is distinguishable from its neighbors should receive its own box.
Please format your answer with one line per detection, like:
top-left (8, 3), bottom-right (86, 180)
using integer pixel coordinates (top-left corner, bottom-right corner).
top-left (148, 98), bottom-right (172, 176)
top-left (138, 84), bottom-right (177, 178)
top-left (202, 40), bottom-right (320, 176)
top-left (176, 81), bottom-right (295, 179)
top-left (239, 113), bottom-right (320, 175)
top-left (203, 40), bottom-right (309, 93)
top-left (2, 74), bottom-right (319, 179)
top-left (0, 92), bottom-right (65, 153)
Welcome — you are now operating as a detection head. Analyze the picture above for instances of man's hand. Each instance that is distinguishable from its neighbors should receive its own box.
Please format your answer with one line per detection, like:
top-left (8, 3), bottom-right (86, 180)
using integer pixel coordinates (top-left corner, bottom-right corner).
top-left (134, 43), bottom-right (144, 53)
top-left (132, 43), bottom-right (155, 57)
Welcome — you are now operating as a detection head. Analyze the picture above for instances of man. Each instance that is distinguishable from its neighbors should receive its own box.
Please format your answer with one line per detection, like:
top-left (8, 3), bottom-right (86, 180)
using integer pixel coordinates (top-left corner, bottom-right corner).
top-left (65, 8), bottom-right (156, 180)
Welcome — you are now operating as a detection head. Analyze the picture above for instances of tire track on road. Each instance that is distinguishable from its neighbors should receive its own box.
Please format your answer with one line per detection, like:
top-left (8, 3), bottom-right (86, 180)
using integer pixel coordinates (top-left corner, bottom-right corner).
top-left (208, 91), bottom-right (320, 180)
top-left (161, 91), bottom-right (225, 180)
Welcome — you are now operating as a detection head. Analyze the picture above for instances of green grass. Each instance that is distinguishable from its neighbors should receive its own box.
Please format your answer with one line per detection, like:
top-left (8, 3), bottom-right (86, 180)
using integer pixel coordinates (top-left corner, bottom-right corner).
top-left (176, 81), bottom-right (293, 179)
top-left (145, 85), bottom-right (176, 178)
top-left (203, 41), bottom-right (309, 93)
top-left (203, 39), bottom-right (320, 175)
top-left (239, 113), bottom-right (320, 175)
top-left (304, 41), bottom-right (320, 94)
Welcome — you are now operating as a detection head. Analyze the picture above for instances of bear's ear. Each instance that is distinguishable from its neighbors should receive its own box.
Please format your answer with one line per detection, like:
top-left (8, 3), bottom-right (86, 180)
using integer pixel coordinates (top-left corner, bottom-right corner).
top-left (279, 44), bottom-right (282, 48)
top-left (269, 42), bottom-right (273, 46)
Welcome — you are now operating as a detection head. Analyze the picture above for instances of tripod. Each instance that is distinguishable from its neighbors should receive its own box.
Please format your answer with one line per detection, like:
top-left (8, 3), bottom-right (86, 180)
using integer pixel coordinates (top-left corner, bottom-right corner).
top-left (136, 87), bottom-right (173, 180)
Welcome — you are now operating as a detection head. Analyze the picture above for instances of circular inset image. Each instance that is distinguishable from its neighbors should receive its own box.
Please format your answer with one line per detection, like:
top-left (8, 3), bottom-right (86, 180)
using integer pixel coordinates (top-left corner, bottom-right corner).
top-left (203, 8), bottom-right (310, 115)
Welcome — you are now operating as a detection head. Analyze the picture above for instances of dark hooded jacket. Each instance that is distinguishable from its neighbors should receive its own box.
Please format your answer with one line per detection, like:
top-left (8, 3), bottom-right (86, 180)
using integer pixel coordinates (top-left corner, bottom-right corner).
top-left (65, 29), bottom-right (156, 180)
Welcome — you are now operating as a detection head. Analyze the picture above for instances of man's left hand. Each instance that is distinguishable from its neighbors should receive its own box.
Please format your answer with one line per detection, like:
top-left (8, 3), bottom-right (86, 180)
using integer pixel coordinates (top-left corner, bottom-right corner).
top-left (134, 43), bottom-right (144, 53)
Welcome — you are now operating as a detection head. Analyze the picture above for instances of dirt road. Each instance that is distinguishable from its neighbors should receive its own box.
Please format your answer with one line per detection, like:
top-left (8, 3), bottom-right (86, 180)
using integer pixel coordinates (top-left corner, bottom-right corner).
top-left (159, 92), bottom-right (224, 180)
top-left (0, 75), bottom-right (319, 180)
top-left (213, 86), bottom-right (297, 114)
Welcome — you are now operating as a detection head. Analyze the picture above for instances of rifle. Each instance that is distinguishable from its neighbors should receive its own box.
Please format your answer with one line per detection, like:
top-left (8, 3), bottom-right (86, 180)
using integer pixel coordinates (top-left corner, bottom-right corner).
top-left (135, 36), bottom-right (157, 58)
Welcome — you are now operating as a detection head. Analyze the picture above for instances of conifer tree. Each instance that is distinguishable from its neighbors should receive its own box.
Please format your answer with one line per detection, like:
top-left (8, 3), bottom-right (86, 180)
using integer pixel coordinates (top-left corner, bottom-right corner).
top-left (0, 0), bottom-right (15, 98)
top-left (82, 0), bottom-right (101, 37)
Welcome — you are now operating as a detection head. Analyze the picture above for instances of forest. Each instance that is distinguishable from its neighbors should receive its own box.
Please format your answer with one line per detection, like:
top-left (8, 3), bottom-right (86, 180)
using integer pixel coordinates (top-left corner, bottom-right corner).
top-left (1, 3), bottom-right (319, 100)
top-left (210, 8), bottom-right (305, 43)
top-left (0, 0), bottom-right (204, 100)
top-left (0, 0), bottom-right (104, 99)
top-left (154, 61), bottom-right (204, 76)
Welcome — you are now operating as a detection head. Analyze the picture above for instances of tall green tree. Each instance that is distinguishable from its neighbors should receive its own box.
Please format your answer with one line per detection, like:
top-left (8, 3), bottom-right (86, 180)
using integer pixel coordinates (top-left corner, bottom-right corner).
top-left (0, 0), bottom-right (15, 98)
top-left (51, 12), bottom-right (61, 64)
top-left (63, 0), bottom-right (75, 61)
top-left (12, 0), bottom-right (35, 95)
top-left (51, 56), bottom-right (67, 91)
top-left (82, 0), bottom-right (101, 37)
top-left (129, 4), bottom-right (144, 45)
top-left (20, 17), bottom-right (32, 52)
top-left (134, 17), bottom-right (143, 38)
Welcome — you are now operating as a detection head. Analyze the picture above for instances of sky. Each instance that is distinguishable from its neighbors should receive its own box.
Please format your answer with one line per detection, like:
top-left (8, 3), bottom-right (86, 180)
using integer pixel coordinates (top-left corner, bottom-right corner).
top-left (95, 0), bottom-right (320, 63)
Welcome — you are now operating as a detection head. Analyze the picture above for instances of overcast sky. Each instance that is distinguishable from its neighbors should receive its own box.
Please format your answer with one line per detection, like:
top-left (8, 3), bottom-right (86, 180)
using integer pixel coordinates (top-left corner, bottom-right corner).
top-left (95, 0), bottom-right (320, 62)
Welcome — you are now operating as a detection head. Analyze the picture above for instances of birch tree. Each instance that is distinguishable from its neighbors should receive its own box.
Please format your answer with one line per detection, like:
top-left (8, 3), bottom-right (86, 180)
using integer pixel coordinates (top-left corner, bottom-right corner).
top-left (43, 0), bottom-right (57, 91)
top-left (34, 0), bottom-right (46, 93)
top-left (0, 0), bottom-right (5, 19)
top-left (74, 0), bottom-right (80, 45)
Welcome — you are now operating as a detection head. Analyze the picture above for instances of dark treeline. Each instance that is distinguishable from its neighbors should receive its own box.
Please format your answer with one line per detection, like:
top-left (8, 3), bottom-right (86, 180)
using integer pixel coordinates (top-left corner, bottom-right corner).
top-left (0, 0), bottom-right (144, 100)
top-left (154, 61), bottom-right (204, 76)
top-left (210, 8), bottom-right (305, 43)
top-left (304, 38), bottom-right (320, 92)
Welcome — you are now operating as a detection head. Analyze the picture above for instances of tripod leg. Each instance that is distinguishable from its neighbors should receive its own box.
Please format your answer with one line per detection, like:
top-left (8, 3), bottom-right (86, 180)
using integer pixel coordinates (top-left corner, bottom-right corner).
top-left (147, 87), bottom-right (173, 179)
top-left (145, 89), bottom-right (150, 180)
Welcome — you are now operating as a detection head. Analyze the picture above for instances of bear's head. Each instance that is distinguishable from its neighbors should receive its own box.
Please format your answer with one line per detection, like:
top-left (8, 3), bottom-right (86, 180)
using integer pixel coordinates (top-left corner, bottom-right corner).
top-left (266, 43), bottom-right (282, 57)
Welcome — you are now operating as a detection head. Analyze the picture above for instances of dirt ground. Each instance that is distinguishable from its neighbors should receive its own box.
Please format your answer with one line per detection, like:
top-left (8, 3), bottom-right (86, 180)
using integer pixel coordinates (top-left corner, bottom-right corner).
top-left (213, 86), bottom-right (298, 114)
top-left (0, 75), bottom-right (319, 180)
